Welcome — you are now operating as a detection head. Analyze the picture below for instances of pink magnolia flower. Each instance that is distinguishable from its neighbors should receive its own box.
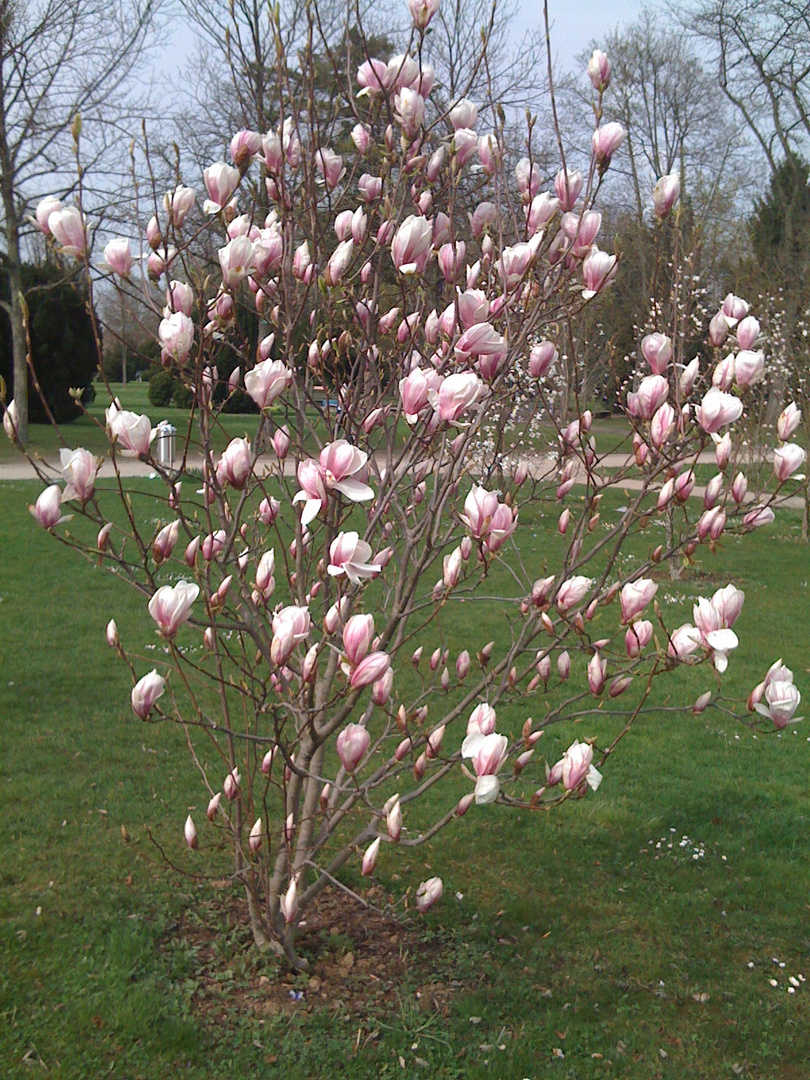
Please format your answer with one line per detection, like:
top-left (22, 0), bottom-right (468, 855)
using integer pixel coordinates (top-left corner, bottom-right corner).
top-left (229, 129), bottom-right (261, 165)
top-left (203, 162), bottom-right (240, 213)
top-left (478, 132), bottom-right (500, 175)
top-left (108, 406), bottom-right (154, 457)
top-left (152, 521), bottom-right (179, 564)
top-left (635, 374), bottom-right (669, 420)
top-left (48, 206), bottom-right (86, 256)
top-left (131, 669), bottom-right (166, 719)
top-left (437, 241), bottom-right (466, 283)
top-left (650, 402), bottom-right (676, 448)
top-left (318, 440), bottom-right (374, 504)
top-left (710, 583), bottom-right (745, 627)
top-left (588, 49), bottom-right (611, 91)
top-left (395, 87), bottom-right (426, 137)
top-left (324, 238), bottom-right (354, 287)
top-left (408, 0), bottom-right (440, 28)
top-left (625, 620), bottom-right (653, 658)
top-left (428, 372), bottom-right (484, 423)
top-left (35, 196), bottom-right (62, 234)
top-left (280, 878), bottom-right (298, 924)
top-left (148, 581), bottom-right (200, 637)
top-left (674, 470), bottom-right (695, 503)
top-left (358, 173), bottom-right (383, 203)
top-left (244, 358), bottom-right (292, 410)
top-left (592, 122), bottom-right (625, 163)
top-left (696, 388), bottom-right (743, 434)
top-left (708, 311), bottom-right (729, 346)
top-left (562, 210), bottom-right (602, 255)
top-left (516, 157), bottom-right (541, 199)
top-left (391, 215), bottom-right (433, 275)
top-left (350, 651), bottom-right (391, 689)
top-left (465, 731), bottom-right (509, 804)
top-left (529, 341), bottom-right (557, 378)
top-left (416, 876), bottom-right (443, 913)
top-left (734, 349), bottom-right (765, 387)
top-left (774, 443), bottom-right (806, 481)
top-left (292, 459), bottom-right (328, 525)
top-left (316, 148), bottom-right (344, 190)
top-left (453, 127), bottom-right (478, 166)
top-left (497, 242), bottom-right (533, 290)
top-left (561, 740), bottom-right (602, 791)
top-left (582, 248), bottom-right (617, 299)
top-left (361, 837), bottom-right (381, 877)
top-left (30, 484), bottom-right (67, 529)
top-left (641, 333), bottom-right (672, 374)
top-left (554, 168), bottom-right (583, 212)
top-left (271, 606), bottom-right (311, 664)
top-left (652, 173), bottom-right (680, 218)
top-left (736, 315), bottom-right (760, 350)
top-left (248, 817), bottom-right (263, 852)
top-left (336, 723), bottom-right (370, 772)
top-left (679, 357), bottom-right (700, 396)
top-left (216, 437), bottom-right (252, 489)
top-left (527, 192), bottom-right (559, 233)
top-left (372, 667), bottom-right (393, 705)
top-left (255, 549), bottom-right (276, 598)
top-left (103, 238), bottom-right (134, 276)
top-left (620, 579), bottom-right (658, 623)
top-left (556, 575), bottom-right (592, 612)
top-left (356, 58), bottom-right (395, 96)
top-left (163, 185), bottom-right (195, 227)
top-left (3, 399), bottom-right (19, 440)
top-left (60, 448), bottom-right (98, 503)
top-left (449, 97), bottom-right (477, 129)
top-left (485, 503), bottom-right (518, 552)
top-left (588, 652), bottom-right (607, 695)
top-left (722, 292), bottom-right (749, 328)
top-left (459, 485), bottom-right (500, 540)
top-left (165, 280), bottom-right (194, 317)
top-left (185, 815), bottom-right (198, 849)
top-left (218, 236), bottom-right (255, 287)
top-left (329, 532), bottom-right (380, 584)
top-left (159, 312), bottom-right (194, 363)
top-left (454, 322), bottom-right (508, 378)
top-left (743, 505), bottom-right (775, 529)
top-left (754, 675), bottom-right (802, 729)
top-left (776, 403), bottom-right (801, 442)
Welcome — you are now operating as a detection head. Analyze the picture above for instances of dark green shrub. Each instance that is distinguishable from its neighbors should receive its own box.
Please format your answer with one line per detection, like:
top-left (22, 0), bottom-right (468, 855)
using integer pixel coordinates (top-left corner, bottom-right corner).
top-left (0, 263), bottom-right (98, 423)
top-left (148, 369), bottom-right (174, 408)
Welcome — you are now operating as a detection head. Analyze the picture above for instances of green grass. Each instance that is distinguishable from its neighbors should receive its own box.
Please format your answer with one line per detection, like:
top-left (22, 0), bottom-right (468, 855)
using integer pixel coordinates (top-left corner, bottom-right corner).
top-left (1, 382), bottom-right (636, 467)
top-left (1, 481), bottom-right (809, 1078)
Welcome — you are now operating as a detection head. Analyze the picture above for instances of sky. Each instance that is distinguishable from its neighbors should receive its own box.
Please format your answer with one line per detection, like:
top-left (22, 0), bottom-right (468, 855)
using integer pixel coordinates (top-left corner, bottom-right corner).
top-left (516, 0), bottom-right (655, 70)
top-left (158, 0), bottom-right (662, 83)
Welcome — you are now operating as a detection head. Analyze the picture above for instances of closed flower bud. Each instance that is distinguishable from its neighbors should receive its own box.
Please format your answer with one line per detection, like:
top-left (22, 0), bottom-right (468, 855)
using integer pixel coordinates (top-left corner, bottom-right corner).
top-left (184, 815), bottom-right (198, 849)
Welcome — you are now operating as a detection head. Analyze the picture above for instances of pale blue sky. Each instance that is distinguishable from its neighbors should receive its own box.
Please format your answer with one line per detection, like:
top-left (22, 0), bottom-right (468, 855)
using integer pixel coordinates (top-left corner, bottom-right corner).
top-left (157, 0), bottom-right (662, 79)
top-left (524, 0), bottom-right (656, 69)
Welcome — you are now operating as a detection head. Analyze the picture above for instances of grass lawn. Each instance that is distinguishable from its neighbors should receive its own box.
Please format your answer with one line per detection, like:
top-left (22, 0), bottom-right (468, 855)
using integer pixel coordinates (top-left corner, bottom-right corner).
top-left (0, 381), bottom-right (635, 467)
top-left (1, 480), bottom-right (809, 1078)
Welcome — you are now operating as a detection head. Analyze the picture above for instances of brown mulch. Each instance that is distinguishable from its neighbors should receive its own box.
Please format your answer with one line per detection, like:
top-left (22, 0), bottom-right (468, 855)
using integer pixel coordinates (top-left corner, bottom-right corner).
top-left (170, 883), bottom-right (468, 1025)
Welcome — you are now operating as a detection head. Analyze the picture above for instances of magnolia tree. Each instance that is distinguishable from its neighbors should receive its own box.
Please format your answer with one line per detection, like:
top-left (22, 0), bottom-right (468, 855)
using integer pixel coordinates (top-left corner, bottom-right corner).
top-left (2, 1), bottom-right (806, 970)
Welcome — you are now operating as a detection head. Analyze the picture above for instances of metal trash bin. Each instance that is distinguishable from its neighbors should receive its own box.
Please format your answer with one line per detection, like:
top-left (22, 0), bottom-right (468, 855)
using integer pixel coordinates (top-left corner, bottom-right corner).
top-left (155, 420), bottom-right (176, 467)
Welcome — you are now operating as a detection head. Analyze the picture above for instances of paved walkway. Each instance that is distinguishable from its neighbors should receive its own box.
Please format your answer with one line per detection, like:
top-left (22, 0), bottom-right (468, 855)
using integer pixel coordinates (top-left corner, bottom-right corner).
top-left (0, 449), bottom-right (803, 510)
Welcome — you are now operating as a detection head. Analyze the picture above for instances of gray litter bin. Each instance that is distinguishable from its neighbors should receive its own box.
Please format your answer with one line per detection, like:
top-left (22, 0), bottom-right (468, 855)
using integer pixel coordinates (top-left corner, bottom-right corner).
top-left (155, 421), bottom-right (176, 467)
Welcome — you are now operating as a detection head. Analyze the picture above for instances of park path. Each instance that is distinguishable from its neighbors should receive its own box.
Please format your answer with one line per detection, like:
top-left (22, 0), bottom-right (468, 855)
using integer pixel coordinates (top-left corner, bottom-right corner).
top-left (0, 448), bottom-right (803, 510)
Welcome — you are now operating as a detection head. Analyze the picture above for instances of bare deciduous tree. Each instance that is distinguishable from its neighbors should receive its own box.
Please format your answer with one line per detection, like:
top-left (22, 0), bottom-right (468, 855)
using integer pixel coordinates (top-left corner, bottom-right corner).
top-left (0, 0), bottom-right (161, 444)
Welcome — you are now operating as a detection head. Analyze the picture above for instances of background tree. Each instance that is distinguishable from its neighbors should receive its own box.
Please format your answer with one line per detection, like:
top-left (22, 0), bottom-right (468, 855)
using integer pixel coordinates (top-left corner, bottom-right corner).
top-left (0, 0), bottom-right (161, 445)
